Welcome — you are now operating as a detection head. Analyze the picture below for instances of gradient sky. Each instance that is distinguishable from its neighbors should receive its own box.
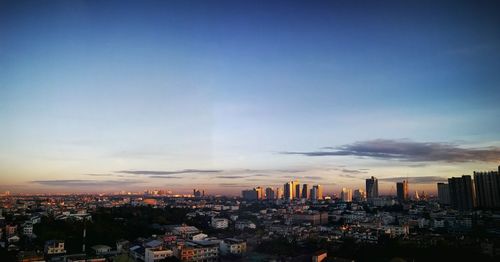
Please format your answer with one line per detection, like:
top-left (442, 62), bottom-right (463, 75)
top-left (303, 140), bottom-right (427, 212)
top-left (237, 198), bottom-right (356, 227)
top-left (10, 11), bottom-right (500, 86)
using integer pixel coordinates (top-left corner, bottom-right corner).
top-left (1, 0), bottom-right (500, 195)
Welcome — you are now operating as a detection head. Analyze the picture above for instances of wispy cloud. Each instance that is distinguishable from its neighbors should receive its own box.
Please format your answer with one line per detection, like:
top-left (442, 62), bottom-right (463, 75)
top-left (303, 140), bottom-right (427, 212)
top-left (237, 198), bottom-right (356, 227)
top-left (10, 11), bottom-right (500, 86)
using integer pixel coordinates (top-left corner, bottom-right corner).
top-left (216, 174), bottom-right (270, 179)
top-left (148, 176), bottom-right (181, 179)
top-left (216, 175), bottom-right (248, 179)
top-left (281, 175), bottom-right (324, 180)
top-left (341, 168), bottom-right (368, 174)
top-left (281, 139), bottom-right (500, 163)
top-left (85, 173), bottom-right (113, 177)
top-left (117, 169), bottom-right (222, 176)
top-left (32, 179), bottom-right (137, 187)
top-left (379, 176), bottom-right (448, 184)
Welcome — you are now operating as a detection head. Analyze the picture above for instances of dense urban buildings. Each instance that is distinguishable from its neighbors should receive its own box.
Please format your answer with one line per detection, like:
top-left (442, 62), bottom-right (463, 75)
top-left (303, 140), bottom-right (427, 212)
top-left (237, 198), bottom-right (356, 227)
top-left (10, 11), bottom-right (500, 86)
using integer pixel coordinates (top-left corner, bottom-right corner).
top-left (1, 167), bottom-right (500, 262)
top-left (436, 166), bottom-right (500, 210)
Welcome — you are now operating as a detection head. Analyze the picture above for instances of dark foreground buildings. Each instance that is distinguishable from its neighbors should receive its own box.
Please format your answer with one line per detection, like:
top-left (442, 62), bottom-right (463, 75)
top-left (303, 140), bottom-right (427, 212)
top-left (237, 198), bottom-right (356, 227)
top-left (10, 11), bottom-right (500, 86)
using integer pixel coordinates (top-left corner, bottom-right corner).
top-left (441, 166), bottom-right (500, 211)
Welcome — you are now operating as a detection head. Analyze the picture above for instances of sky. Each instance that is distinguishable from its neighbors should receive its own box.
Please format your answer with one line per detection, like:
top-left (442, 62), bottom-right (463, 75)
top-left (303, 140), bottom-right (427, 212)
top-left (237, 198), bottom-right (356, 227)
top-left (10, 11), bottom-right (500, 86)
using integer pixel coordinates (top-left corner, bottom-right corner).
top-left (1, 0), bottom-right (500, 195)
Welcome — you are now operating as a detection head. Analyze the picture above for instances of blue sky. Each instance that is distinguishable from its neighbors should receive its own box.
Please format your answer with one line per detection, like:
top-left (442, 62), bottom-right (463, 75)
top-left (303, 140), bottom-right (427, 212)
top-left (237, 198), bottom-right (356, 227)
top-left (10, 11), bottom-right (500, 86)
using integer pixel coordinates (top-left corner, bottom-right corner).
top-left (1, 0), bottom-right (499, 194)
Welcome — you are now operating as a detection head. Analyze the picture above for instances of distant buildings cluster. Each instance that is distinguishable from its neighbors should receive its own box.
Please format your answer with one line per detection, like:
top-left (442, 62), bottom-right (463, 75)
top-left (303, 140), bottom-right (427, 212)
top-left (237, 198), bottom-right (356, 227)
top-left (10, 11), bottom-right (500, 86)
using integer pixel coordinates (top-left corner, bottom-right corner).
top-left (241, 176), bottom-right (415, 204)
top-left (437, 166), bottom-right (500, 210)
top-left (242, 180), bottom-right (324, 201)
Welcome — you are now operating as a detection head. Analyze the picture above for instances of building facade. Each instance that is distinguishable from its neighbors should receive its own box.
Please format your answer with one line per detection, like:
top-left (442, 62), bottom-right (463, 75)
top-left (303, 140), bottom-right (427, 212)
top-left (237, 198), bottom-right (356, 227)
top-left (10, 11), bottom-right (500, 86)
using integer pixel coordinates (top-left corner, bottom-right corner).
top-left (396, 180), bottom-right (409, 201)
top-left (437, 182), bottom-right (450, 205)
top-left (473, 166), bottom-right (500, 209)
top-left (448, 175), bottom-right (475, 211)
top-left (366, 176), bottom-right (379, 200)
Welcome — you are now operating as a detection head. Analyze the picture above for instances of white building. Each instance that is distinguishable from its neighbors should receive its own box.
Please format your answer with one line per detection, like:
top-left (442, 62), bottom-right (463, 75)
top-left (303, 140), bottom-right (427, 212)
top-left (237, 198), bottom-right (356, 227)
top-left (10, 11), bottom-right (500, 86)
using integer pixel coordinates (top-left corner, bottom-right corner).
top-left (211, 218), bottom-right (229, 229)
top-left (191, 233), bottom-right (208, 241)
top-left (172, 225), bottom-right (201, 238)
top-left (45, 240), bottom-right (66, 255)
top-left (145, 247), bottom-right (173, 262)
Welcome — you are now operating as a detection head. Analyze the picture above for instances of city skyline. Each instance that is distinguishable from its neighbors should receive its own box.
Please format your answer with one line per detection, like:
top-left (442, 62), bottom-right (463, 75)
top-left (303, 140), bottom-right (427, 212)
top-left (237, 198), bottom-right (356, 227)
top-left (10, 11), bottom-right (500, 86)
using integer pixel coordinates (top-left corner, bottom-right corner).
top-left (2, 0), bottom-right (500, 195)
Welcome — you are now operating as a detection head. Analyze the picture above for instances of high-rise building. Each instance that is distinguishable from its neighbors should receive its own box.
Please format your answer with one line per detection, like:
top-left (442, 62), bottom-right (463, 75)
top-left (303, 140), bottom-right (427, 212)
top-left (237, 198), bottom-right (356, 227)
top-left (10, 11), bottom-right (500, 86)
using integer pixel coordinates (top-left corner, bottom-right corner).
top-left (473, 166), bottom-right (500, 209)
top-left (396, 180), bottom-right (409, 201)
top-left (310, 185), bottom-right (323, 200)
top-left (341, 188), bottom-right (352, 202)
top-left (193, 189), bottom-right (203, 198)
top-left (448, 175), bottom-right (475, 211)
top-left (301, 184), bottom-right (309, 199)
top-left (276, 187), bottom-right (284, 199)
top-left (437, 183), bottom-right (450, 205)
top-left (284, 180), bottom-right (299, 200)
top-left (265, 187), bottom-right (275, 200)
top-left (255, 187), bottom-right (264, 200)
top-left (295, 182), bottom-right (301, 199)
top-left (353, 189), bottom-right (366, 201)
top-left (366, 176), bottom-right (379, 200)
top-left (242, 190), bottom-right (258, 200)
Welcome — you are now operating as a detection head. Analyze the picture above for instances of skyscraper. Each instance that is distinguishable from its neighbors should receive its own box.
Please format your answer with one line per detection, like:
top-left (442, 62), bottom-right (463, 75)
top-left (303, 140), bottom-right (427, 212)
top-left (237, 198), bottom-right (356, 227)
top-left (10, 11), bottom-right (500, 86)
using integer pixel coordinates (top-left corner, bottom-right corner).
top-left (396, 180), bottom-right (409, 201)
top-left (295, 182), bottom-right (301, 199)
top-left (284, 180), bottom-right (297, 200)
top-left (276, 187), bottom-right (284, 199)
top-left (473, 166), bottom-right (500, 209)
top-left (437, 183), bottom-right (450, 205)
top-left (341, 188), bottom-right (352, 202)
top-left (255, 187), bottom-right (264, 200)
top-left (265, 187), bottom-right (275, 200)
top-left (310, 185), bottom-right (323, 200)
top-left (448, 175), bottom-right (475, 211)
top-left (366, 176), bottom-right (379, 200)
top-left (353, 189), bottom-right (366, 201)
top-left (301, 184), bottom-right (309, 199)
top-left (242, 189), bottom-right (258, 200)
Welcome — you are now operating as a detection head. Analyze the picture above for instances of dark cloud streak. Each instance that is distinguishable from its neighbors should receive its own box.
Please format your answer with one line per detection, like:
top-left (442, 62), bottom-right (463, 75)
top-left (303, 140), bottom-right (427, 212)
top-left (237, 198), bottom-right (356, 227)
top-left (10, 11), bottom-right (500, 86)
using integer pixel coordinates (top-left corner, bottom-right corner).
top-left (117, 169), bottom-right (222, 176)
top-left (379, 176), bottom-right (448, 184)
top-left (32, 180), bottom-right (137, 187)
top-left (281, 139), bottom-right (500, 163)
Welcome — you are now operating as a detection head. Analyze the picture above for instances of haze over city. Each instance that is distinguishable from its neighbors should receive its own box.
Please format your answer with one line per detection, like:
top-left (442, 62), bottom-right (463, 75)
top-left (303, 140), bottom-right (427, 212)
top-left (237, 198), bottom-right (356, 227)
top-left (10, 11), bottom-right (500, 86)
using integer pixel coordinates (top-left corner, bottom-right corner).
top-left (1, 0), bottom-right (500, 195)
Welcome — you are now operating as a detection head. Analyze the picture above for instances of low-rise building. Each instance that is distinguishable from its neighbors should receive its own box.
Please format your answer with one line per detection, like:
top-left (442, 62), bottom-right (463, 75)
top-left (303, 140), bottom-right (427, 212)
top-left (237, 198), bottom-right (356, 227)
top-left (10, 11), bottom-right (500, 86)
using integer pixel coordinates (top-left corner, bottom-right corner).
top-left (175, 240), bottom-right (219, 262)
top-left (219, 238), bottom-right (246, 256)
top-left (45, 240), bottom-right (66, 255)
top-left (211, 218), bottom-right (229, 229)
top-left (235, 220), bottom-right (256, 230)
top-left (172, 225), bottom-right (201, 239)
top-left (22, 223), bottom-right (33, 237)
top-left (145, 247), bottom-right (173, 262)
top-left (91, 245), bottom-right (111, 255)
top-left (292, 211), bottom-right (328, 225)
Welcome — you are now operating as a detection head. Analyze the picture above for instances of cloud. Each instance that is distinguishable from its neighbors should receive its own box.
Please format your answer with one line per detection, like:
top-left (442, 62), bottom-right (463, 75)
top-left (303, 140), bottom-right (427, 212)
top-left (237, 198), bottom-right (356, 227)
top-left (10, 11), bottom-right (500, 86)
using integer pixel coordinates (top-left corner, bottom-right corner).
top-left (117, 169), bottom-right (222, 176)
top-left (281, 175), bottom-right (324, 180)
top-left (32, 179), bottom-right (137, 187)
top-left (281, 139), bottom-right (500, 163)
top-left (216, 174), bottom-right (270, 179)
top-left (148, 176), bottom-right (181, 179)
top-left (339, 174), bottom-right (358, 179)
top-left (217, 183), bottom-right (250, 188)
top-left (85, 173), bottom-right (113, 177)
top-left (216, 175), bottom-right (248, 179)
top-left (341, 169), bottom-right (368, 174)
top-left (378, 176), bottom-right (448, 184)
